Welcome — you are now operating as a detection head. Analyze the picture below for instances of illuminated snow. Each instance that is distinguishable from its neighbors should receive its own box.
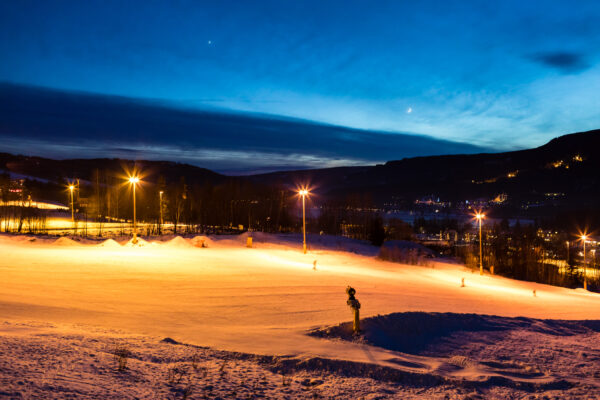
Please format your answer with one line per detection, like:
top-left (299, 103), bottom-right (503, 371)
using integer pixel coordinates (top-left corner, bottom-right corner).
top-left (1, 233), bottom-right (599, 397)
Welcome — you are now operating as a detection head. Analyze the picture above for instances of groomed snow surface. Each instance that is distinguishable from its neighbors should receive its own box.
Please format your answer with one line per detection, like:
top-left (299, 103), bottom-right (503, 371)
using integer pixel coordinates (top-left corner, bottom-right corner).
top-left (1, 232), bottom-right (599, 399)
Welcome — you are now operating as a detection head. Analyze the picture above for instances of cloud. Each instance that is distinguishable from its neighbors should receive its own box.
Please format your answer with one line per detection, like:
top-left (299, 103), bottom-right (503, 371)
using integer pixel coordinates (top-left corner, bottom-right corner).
top-left (530, 51), bottom-right (590, 73)
top-left (0, 83), bottom-right (492, 174)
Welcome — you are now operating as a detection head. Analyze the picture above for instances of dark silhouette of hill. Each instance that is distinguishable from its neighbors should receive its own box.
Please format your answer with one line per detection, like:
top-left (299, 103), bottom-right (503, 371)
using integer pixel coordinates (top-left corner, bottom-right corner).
top-left (0, 153), bottom-right (226, 186)
top-left (250, 129), bottom-right (600, 207)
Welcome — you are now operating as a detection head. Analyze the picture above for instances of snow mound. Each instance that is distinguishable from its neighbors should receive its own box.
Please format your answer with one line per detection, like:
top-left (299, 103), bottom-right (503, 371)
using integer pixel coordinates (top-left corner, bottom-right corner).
top-left (97, 238), bottom-right (122, 248)
top-left (309, 312), bottom-right (600, 355)
top-left (164, 236), bottom-right (193, 248)
top-left (190, 235), bottom-right (211, 248)
top-left (53, 237), bottom-right (81, 246)
top-left (307, 312), bottom-right (600, 390)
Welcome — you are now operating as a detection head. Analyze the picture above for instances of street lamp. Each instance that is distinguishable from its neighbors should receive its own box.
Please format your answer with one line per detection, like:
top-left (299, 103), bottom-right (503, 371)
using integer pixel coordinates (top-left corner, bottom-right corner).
top-left (68, 184), bottom-right (75, 234)
top-left (475, 212), bottom-right (485, 275)
top-left (129, 176), bottom-right (140, 243)
top-left (592, 249), bottom-right (597, 280)
top-left (159, 190), bottom-right (164, 235)
top-left (299, 188), bottom-right (309, 254)
top-left (581, 234), bottom-right (588, 290)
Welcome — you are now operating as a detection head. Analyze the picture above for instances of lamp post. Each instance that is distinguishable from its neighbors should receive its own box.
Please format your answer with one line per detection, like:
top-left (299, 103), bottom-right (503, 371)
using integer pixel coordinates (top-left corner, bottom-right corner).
top-left (592, 249), bottom-right (597, 280)
top-left (299, 189), bottom-right (309, 254)
top-left (129, 176), bottom-right (140, 243)
top-left (581, 234), bottom-right (588, 290)
top-left (475, 212), bottom-right (485, 275)
top-left (69, 184), bottom-right (75, 234)
top-left (159, 190), bottom-right (164, 235)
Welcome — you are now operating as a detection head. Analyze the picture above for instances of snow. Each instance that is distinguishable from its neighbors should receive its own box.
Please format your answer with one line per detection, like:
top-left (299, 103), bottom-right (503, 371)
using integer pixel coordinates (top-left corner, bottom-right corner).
top-left (52, 236), bottom-right (81, 246)
top-left (190, 235), bottom-right (211, 248)
top-left (97, 238), bottom-right (122, 248)
top-left (164, 236), bottom-right (194, 248)
top-left (1, 232), bottom-right (599, 398)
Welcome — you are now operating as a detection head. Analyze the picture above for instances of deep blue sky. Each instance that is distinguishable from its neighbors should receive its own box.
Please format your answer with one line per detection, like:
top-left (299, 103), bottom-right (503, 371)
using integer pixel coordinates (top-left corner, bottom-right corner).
top-left (1, 1), bottom-right (599, 172)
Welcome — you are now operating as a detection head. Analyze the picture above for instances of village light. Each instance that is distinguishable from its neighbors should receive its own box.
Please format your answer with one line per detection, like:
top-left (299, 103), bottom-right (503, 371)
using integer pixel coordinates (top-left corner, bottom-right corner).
top-left (298, 188), bottom-right (309, 254)
top-left (475, 212), bottom-right (485, 275)
top-left (129, 176), bottom-right (140, 243)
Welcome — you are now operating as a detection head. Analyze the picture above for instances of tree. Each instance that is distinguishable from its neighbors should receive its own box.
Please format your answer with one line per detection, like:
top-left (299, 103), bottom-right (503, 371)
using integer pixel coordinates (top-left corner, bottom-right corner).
top-left (368, 215), bottom-right (386, 246)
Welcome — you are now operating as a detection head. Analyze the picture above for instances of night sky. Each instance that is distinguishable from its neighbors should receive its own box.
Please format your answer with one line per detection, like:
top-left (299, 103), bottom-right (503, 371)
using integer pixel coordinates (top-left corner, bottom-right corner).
top-left (1, 1), bottom-right (599, 173)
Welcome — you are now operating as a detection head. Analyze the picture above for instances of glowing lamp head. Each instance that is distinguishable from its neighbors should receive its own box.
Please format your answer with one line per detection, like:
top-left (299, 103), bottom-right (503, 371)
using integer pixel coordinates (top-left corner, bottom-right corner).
top-left (581, 234), bottom-right (588, 241)
top-left (475, 213), bottom-right (484, 220)
top-left (299, 189), bottom-right (309, 196)
top-left (159, 190), bottom-right (164, 195)
top-left (129, 176), bottom-right (140, 184)
top-left (68, 185), bottom-right (74, 191)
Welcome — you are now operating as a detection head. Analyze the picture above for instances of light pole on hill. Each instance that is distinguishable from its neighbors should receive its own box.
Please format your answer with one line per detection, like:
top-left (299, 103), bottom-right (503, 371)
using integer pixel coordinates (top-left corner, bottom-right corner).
top-left (299, 189), bottom-right (309, 254)
top-left (69, 184), bottom-right (75, 234)
top-left (129, 176), bottom-right (140, 243)
top-left (475, 212), bottom-right (485, 275)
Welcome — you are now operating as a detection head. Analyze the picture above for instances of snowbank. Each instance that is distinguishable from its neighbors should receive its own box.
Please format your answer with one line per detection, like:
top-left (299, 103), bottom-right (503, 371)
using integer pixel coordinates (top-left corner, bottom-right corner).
top-left (190, 235), bottom-right (211, 248)
top-left (96, 238), bottom-right (122, 248)
top-left (53, 236), bottom-right (81, 246)
top-left (164, 236), bottom-right (193, 248)
top-left (309, 311), bottom-right (600, 354)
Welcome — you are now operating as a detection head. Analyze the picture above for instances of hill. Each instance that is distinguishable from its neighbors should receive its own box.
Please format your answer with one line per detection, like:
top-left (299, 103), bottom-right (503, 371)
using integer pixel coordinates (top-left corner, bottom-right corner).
top-left (0, 153), bottom-right (226, 186)
top-left (250, 129), bottom-right (600, 209)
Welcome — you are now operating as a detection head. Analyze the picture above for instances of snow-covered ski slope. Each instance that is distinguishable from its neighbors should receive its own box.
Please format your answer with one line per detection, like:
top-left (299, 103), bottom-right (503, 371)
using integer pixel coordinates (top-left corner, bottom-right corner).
top-left (1, 233), bottom-right (599, 397)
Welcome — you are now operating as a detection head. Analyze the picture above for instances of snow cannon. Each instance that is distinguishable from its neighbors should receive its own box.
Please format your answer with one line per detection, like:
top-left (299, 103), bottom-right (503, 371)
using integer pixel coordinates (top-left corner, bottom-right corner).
top-left (346, 286), bottom-right (361, 334)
